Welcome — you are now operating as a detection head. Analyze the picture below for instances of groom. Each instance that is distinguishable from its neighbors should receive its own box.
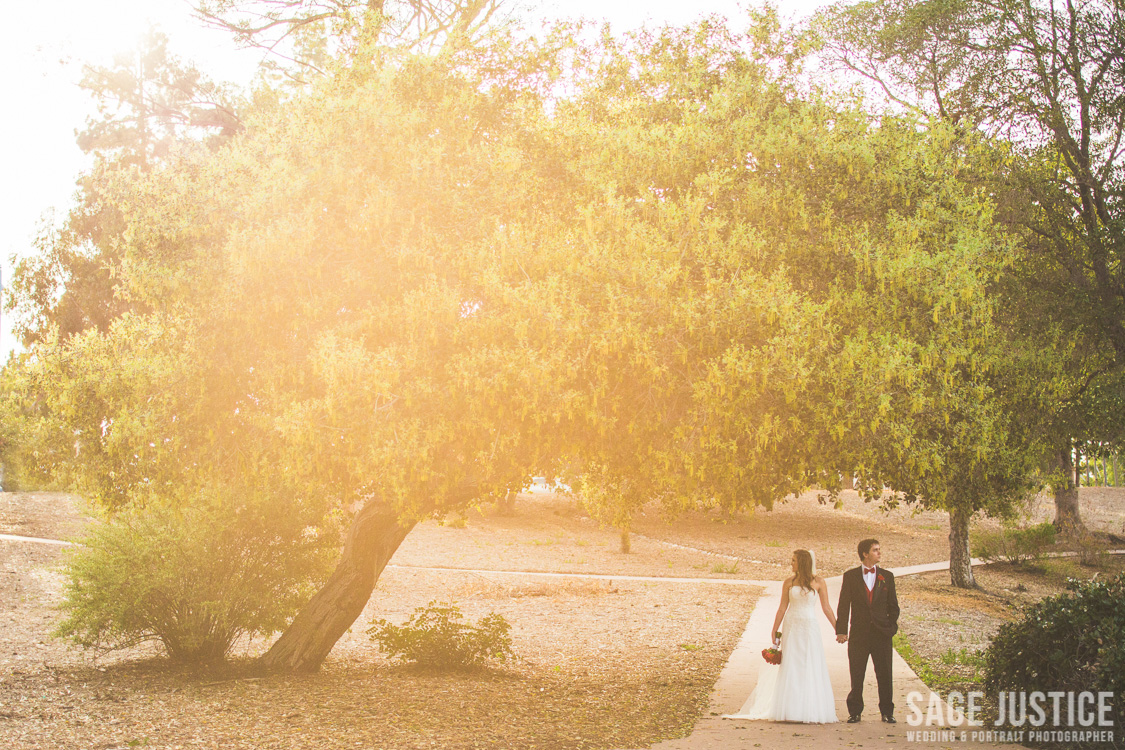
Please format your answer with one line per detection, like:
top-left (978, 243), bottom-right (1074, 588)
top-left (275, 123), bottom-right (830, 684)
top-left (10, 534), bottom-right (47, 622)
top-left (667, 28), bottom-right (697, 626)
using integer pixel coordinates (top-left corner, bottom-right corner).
top-left (836, 538), bottom-right (900, 724)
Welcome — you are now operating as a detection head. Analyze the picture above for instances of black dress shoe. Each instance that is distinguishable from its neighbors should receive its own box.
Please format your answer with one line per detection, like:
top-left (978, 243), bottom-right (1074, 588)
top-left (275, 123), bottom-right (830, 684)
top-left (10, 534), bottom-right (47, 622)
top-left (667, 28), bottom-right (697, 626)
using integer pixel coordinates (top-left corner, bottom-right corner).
top-left (847, 714), bottom-right (861, 723)
top-left (882, 714), bottom-right (897, 723)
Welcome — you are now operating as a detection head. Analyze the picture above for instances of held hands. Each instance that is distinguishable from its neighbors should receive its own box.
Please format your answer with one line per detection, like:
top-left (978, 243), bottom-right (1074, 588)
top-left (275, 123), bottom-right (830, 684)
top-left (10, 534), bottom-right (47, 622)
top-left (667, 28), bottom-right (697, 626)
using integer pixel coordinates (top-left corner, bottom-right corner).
top-left (836, 634), bottom-right (848, 643)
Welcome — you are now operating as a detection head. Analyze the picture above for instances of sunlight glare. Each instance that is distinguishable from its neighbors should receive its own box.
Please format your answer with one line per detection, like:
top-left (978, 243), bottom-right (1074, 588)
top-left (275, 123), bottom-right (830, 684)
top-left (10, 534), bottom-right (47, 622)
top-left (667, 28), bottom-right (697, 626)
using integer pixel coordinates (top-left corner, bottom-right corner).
top-left (26, 0), bottom-right (165, 66)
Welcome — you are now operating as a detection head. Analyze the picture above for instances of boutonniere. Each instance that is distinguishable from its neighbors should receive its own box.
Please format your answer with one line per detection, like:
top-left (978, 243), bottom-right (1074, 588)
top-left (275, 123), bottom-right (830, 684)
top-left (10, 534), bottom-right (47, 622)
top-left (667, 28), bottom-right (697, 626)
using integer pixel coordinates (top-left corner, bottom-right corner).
top-left (877, 574), bottom-right (886, 583)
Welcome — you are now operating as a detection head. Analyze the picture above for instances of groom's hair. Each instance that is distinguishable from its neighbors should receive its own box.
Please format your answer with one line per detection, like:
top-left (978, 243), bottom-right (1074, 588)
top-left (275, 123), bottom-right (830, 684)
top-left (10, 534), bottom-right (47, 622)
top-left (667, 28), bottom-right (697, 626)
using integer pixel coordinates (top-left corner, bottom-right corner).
top-left (858, 538), bottom-right (879, 560)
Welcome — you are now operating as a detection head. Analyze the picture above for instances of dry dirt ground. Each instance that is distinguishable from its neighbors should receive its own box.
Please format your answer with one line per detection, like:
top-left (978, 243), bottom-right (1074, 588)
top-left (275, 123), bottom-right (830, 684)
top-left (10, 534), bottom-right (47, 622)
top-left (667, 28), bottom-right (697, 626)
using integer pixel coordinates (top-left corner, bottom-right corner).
top-left (394, 485), bottom-right (962, 582)
top-left (2, 490), bottom-right (758, 750)
top-left (0, 487), bottom-right (1121, 749)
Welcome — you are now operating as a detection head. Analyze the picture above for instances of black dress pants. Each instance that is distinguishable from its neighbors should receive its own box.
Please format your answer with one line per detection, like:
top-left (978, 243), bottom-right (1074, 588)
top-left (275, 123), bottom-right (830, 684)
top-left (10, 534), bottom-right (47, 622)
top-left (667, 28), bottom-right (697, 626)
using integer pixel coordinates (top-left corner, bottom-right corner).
top-left (846, 631), bottom-right (894, 717)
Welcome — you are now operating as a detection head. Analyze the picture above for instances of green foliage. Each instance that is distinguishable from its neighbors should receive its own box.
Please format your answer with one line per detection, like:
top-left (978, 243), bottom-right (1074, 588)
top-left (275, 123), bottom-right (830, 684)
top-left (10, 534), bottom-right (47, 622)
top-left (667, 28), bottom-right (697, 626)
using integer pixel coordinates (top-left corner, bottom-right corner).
top-left (894, 631), bottom-right (942, 688)
top-left (983, 573), bottom-right (1125, 740)
top-left (4, 28), bottom-right (242, 348)
top-left (55, 498), bottom-right (333, 664)
top-left (367, 601), bottom-right (514, 669)
top-left (1072, 529), bottom-right (1110, 568)
top-left (939, 646), bottom-right (985, 668)
top-left (972, 521), bottom-right (1057, 565)
top-left (815, 0), bottom-right (1125, 527)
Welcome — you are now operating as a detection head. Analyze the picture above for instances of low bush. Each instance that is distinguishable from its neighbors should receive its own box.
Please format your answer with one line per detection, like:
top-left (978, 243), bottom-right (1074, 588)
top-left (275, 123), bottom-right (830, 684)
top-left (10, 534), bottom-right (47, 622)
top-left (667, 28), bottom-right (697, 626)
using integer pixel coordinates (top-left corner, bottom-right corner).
top-left (368, 601), bottom-right (514, 669)
top-left (55, 500), bottom-right (333, 664)
top-left (983, 573), bottom-right (1125, 746)
top-left (972, 521), bottom-right (1056, 565)
top-left (1073, 530), bottom-right (1109, 567)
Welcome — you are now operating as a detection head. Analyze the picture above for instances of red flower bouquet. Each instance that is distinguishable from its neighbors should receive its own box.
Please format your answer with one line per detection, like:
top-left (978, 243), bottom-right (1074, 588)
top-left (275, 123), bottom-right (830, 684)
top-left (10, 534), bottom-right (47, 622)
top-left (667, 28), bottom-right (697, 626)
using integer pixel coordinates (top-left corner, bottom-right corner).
top-left (761, 631), bottom-right (782, 664)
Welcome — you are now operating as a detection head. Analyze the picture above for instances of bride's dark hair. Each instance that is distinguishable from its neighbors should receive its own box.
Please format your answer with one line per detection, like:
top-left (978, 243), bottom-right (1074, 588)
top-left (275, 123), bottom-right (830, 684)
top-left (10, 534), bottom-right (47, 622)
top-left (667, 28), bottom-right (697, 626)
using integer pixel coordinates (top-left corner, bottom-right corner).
top-left (793, 549), bottom-right (815, 591)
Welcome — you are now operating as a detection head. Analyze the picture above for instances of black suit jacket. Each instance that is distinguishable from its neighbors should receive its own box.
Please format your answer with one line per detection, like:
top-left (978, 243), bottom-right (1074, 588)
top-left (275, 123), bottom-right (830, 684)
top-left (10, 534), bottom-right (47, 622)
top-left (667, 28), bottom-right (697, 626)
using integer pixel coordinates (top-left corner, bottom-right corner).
top-left (836, 566), bottom-right (900, 639)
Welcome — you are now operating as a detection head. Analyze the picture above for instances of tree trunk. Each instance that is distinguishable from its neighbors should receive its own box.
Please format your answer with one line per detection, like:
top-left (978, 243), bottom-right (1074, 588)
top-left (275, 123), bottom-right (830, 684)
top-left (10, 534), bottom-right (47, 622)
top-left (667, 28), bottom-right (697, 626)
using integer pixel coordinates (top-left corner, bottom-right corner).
top-left (948, 506), bottom-right (976, 589)
top-left (259, 500), bottom-right (415, 673)
top-left (619, 529), bottom-right (631, 554)
top-left (1052, 444), bottom-right (1085, 536)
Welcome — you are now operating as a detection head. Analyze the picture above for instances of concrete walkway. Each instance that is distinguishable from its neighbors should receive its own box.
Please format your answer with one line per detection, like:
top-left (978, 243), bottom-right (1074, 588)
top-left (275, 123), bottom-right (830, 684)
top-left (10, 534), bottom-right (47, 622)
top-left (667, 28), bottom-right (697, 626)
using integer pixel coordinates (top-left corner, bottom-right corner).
top-left (0, 532), bottom-right (74, 546)
top-left (639, 561), bottom-right (1020, 750)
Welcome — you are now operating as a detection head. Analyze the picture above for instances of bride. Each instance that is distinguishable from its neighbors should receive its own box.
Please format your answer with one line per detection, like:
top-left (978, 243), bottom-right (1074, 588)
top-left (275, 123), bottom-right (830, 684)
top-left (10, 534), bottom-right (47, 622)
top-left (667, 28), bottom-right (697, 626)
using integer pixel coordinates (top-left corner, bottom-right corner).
top-left (726, 549), bottom-right (838, 723)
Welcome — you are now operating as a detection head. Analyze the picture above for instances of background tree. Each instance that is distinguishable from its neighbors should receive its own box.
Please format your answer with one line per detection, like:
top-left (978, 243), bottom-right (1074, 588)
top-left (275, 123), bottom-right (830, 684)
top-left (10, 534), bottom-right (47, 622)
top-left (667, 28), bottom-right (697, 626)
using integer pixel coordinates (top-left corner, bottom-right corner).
top-left (193, 0), bottom-right (508, 81)
top-left (5, 28), bottom-right (243, 348)
top-left (814, 0), bottom-right (1125, 535)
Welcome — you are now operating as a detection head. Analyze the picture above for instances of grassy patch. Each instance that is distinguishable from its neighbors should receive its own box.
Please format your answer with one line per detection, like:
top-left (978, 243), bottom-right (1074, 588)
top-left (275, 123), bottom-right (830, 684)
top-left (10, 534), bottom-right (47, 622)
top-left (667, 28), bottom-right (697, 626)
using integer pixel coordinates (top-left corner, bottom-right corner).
top-left (894, 632), bottom-right (983, 694)
top-left (938, 647), bottom-right (985, 668)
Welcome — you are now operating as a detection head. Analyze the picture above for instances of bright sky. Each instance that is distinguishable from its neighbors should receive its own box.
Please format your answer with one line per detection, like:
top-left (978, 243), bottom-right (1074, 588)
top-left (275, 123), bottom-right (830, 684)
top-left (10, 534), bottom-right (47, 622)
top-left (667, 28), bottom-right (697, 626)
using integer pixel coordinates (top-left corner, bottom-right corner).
top-left (0, 0), bottom-right (830, 359)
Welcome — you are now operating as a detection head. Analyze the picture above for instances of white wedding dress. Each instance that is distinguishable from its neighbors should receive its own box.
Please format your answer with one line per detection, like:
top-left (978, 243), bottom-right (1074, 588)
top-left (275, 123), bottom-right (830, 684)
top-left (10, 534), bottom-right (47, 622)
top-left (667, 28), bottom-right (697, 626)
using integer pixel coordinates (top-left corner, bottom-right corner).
top-left (726, 585), bottom-right (838, 723)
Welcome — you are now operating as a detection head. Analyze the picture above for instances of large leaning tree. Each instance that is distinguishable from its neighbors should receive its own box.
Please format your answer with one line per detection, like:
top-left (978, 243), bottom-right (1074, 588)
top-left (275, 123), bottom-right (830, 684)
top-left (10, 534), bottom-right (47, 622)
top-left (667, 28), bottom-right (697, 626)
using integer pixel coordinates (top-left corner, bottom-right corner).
top-left (10, 39), bottom-right (581, 670)
top-left (4, 12), bottom-right (1043, 673)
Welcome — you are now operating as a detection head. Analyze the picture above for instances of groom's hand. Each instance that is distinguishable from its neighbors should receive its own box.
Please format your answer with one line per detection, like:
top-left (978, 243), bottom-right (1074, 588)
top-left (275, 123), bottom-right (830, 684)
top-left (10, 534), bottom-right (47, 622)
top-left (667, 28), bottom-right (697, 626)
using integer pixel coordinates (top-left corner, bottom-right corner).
top-left (836, 634), bottom-right (848, 643)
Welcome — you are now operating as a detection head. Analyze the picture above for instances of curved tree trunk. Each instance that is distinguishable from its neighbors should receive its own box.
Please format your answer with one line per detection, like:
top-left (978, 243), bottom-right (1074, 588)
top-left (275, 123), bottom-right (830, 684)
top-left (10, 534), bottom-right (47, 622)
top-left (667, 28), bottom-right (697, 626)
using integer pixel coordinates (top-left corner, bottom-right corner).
top-left (259, 500), bottom-right (415, 673)
top-left (1051, 444), bottom-right (1085, 537)
top-left (948, 505), bottom-right (976, 589)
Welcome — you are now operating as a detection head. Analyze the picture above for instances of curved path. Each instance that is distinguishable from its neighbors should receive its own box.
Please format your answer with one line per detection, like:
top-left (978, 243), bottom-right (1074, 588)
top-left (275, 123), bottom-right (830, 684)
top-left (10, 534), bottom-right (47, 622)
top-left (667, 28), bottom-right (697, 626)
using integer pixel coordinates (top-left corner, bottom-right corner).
top-left (0, 532), bottom-right (74, 546)
top-left (637, 561), bottom-right (1028, 750)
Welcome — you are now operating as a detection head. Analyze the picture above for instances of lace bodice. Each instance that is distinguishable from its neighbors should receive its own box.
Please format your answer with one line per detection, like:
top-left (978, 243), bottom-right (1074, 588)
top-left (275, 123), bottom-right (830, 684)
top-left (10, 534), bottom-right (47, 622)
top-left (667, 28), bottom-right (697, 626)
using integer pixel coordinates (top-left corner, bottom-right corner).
top-left (786, 585), bottom-right (819, 622)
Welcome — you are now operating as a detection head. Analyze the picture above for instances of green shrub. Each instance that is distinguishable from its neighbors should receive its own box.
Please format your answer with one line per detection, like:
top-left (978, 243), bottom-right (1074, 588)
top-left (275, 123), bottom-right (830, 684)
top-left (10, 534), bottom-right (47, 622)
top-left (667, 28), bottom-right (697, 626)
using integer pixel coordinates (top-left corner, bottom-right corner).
top-left (1073, 529), bottom-right (1109, 568)
top-left (55, 501), bottom-right (333, 664)
top-left (973, 521), bottom-right (1056, 565)
top-left (368, 601), bottom-right (514, 669)
top-left (983, 573), bottom-right (1125, 745)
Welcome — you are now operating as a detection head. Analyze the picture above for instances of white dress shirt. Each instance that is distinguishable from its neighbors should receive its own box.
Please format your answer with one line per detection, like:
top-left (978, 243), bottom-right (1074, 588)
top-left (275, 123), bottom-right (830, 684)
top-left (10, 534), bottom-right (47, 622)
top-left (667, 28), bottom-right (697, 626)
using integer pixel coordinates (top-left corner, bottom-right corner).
top-left (863, 565), bottom-right (877, 591)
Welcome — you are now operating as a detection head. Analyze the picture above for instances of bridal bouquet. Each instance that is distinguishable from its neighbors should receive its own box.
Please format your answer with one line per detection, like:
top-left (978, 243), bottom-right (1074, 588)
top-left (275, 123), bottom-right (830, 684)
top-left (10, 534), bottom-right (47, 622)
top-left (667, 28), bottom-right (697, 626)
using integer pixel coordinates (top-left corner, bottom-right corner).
top-left (761, 631), bottom-right (782, 664)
